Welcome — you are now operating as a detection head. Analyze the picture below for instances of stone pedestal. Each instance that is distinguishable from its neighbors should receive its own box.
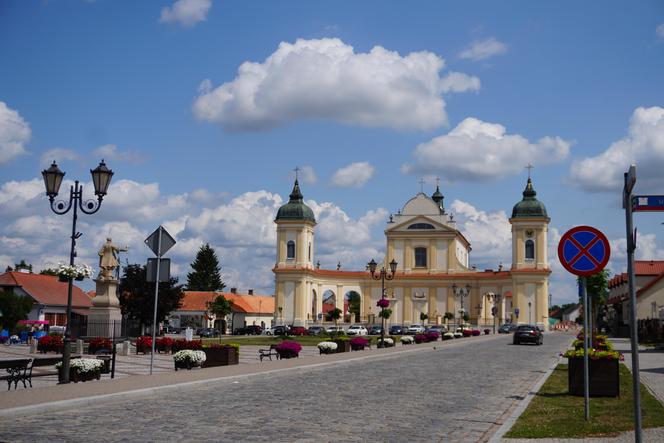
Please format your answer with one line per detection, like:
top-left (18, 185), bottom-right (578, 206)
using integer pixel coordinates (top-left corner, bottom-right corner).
top-left (88, 277), bottom-right (123, 338)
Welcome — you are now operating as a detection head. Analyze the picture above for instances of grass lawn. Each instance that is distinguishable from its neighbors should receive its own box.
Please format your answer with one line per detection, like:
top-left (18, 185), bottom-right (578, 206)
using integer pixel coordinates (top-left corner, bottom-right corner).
top-left (505, 364), bottom-right (664, 438)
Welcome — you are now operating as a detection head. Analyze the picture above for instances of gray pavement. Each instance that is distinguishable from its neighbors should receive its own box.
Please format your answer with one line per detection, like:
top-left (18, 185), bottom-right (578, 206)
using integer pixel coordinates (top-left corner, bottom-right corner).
top-left (0, 332), bottom-right (573, 442)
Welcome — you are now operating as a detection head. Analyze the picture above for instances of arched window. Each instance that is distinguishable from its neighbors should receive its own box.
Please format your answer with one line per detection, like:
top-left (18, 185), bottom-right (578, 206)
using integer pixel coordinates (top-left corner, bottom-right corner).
top-left (308, 242), bottom-right (311, 261)
top-left (415, 247), bottom-right (427, 267)
top-left (287, 240), bottom-right (295, 259)
top-left (407, 223), bottom-right (435, 230)
top-left (525, 239), bottom-right (535, 260)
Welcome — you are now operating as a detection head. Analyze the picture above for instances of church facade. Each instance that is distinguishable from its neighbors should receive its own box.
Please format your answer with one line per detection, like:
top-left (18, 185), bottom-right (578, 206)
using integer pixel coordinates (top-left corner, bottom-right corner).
top-left (272, 177), bottom-right (551, 330)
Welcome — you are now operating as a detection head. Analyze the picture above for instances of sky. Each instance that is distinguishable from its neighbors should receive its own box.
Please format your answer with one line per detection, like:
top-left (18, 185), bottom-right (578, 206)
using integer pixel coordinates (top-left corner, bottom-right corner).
top-left (1, 0), bottom-right (664, 304)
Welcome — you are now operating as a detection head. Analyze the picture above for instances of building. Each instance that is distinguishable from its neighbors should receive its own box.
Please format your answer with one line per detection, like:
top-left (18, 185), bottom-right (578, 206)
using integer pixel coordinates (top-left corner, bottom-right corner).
top-left (0, 271), bottom-right (92, 326)
top-left (608, 261), bottom-right (664, 329)
top-left (169, 289), bottom-right (275, 333)
top-left (561, 303), bottom-right (581, 323)
top-left (272, 176), bottom-right (552, 330)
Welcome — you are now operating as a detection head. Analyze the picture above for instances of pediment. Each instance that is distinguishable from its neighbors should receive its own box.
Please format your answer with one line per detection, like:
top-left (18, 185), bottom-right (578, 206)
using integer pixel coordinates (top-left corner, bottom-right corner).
top-left (387, 215), bottom-right (456, 233)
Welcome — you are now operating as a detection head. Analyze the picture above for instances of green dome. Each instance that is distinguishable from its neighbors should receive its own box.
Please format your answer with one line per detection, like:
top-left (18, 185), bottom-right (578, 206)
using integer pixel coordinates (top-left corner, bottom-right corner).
top-left (275, 179), bottom-right (316, 223)
top-left (511, 178), bottom-right (548, 218)
top-left (431, 185), bottom-right (444, 212)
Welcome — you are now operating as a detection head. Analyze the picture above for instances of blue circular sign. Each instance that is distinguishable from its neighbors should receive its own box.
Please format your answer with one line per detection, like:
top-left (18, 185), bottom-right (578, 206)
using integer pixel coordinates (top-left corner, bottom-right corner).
top-left (557, 226), bottom-right (611, 277)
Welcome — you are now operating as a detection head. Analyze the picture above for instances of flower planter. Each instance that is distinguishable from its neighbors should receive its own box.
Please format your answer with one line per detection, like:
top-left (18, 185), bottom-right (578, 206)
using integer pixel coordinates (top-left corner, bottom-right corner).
top-left (203, 347), bottom-right (239, 367)
top-left (58, 274), bottom-right (69, 282)
top-left (319, 348), bottom-right (336, 355)
top-left (334, 339), bottom-right (351, 353)
top-left (568, 358), bottom-right (620, 397)
top-left (174, 361), bottom-right (201, 371)
top-left (350, 344), bottom-right (366, 351)
top-left (58, 366), bottom-right (101, 383)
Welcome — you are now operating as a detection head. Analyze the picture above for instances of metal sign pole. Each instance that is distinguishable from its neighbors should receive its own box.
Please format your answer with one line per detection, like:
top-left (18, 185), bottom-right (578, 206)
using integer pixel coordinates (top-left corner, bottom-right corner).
top-left (624, 167), bottom-right (642, 443)
top-left (581, 277), bottom-right (590, 421)
top-left (149, 227), bottom-right (162, 376)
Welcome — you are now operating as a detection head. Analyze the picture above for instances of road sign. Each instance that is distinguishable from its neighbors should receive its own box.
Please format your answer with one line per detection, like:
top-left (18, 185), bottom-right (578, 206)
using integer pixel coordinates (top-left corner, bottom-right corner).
top-left (632, 195), bottom-right (664, 212)
top-left (558, 226), bottom-right (610, 277)
top-left (514, 308), bottom-right (519, 317)
top-left (144, 226), bottom-right (176, 256)
top-left (146, 258), bottom-right (170, 282)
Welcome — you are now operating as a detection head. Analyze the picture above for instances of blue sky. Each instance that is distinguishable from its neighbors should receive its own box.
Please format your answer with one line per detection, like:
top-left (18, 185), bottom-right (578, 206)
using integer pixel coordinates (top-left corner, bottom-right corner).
top-left (2, 0), bottom-right (664, 304)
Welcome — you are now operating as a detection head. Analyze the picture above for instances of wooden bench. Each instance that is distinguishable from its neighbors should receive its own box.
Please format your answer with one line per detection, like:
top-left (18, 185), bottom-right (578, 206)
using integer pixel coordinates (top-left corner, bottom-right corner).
top-left (0, 359), bottom-right (31, 390)
top-left (258, 344), bottom-right (280, 362)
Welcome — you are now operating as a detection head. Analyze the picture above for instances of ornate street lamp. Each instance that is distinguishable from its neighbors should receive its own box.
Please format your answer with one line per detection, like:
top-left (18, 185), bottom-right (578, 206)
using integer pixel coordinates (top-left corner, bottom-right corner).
top-left (486, 292), bottom-right (502, 334)
top-left (42, 160), bottom-right (113, 384)
top-left (368, 258), bottom-right (397, 347)
top-left (452, 283), bottom-right (471, 330)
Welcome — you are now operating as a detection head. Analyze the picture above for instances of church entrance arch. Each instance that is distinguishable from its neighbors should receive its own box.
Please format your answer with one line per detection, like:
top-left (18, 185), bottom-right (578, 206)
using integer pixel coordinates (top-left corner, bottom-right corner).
top-left (345, 290), bottom-right (361, 323)
top-left (311, 289), bottom-right (318, 323)
top-left (322, 290), bottom-right (336, 322)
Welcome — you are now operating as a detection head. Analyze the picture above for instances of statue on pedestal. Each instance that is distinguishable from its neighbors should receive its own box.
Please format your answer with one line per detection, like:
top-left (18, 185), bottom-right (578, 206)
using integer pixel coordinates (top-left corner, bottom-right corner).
top-left (98, 237), bottom-right (127, 280)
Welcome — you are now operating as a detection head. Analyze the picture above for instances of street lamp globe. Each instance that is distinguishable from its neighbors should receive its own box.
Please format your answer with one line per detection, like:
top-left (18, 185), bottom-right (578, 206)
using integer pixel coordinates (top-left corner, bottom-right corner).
top-left (389, 258), bottom-right (398, 275)
top-left (41, 161), bottom-right (65, 200)
top-left (367, 258), bottom-right (377, 275)
top-left (91, 160), bottom-right (114, 197)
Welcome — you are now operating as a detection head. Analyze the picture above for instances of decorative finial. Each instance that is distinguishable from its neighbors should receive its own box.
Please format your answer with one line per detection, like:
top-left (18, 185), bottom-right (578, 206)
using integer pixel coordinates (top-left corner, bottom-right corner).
top-left (436, 177), bottom-right (440, 187)
top-left (316, 260), bottom-right (320, 270)
top-left (525, 163), bottom-right (534, 179)
top-left (294, 166), bottom-right (300, 181)
top-left (419, 177), bottom-right (425, 193)
top-left (337, 261), bottom-right (341, 270)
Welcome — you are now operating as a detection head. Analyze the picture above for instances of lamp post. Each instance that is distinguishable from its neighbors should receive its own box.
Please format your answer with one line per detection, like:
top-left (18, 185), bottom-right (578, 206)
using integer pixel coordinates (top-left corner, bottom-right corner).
top-left (452, 283), bottom-right (471, 330)
top-left (368, 258), bottom-right (397, 347)
top-left (41, 160), bottom-right (113, 384)
top-left (528, 301), bottom-right (532, 324)
top-left (486, 292), bottom-right (502, 334)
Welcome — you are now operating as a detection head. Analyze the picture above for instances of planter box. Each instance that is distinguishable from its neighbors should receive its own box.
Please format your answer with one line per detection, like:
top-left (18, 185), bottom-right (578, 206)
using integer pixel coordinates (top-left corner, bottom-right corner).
top-left (203, 347), bottom-right (238, 368)
top-left (334, 340), bottom-right (351, 353)
top-left (568, 358), bottom-right (620, 397)
top-left (58, 366), bottom-right (101, 383)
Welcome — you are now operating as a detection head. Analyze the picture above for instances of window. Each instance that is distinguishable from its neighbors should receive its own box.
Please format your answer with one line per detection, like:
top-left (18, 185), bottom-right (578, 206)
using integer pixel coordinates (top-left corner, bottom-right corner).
top-left (525, 239), bottom-right (535, 260)
top-left (287, 240), bottom-right (295, 259)
top-left (407, 223), bottom-right (435, 230)
top-left (308, 242), bottom-right (311, 261)
top-left (415, 247), bottom-right (427, 267)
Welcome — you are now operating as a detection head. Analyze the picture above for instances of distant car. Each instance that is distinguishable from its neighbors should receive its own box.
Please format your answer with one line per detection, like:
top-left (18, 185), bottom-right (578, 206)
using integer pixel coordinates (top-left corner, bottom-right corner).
top-left (389, 325), bottom-right (406, 335)
top-left (455, 323), bottom-right (473, 333)
top-left (407, 324), bottom-right (425, 334)
top-left (513, 324), bottom-right (543, 345)
top-left (498, 323), bottom-right (517, 334)
top-left (48, 325), bottom-right (66, 335)
top-left (346, 325), bottom-right (368, 336)
top-left (307, 326), bottom-right (325, 335)
top-left (233, 325), bottom-right (263, 335)
top-left (325, 326), bottom-right (345, 334)
top-left (290, 326), bottom-right (308, 336)
top-left (198, 328), bottom-right (219, 338)
top-left (425, 325), bottom-right (446, 334)
top-left (264, 325), bottom-right (289, 336)
top-left (368, 325), bottom-right (384, 335)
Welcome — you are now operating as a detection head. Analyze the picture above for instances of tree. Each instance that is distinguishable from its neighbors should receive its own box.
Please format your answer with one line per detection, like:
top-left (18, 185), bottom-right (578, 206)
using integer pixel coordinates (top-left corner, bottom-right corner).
top-left (186, 243), bottom-right (225, 291)
top-left (347, 292), bottom-right (361, 322)
top-left (207, 295), bottom-right (233, 335)
top-left (39, 268), bottom-right (58, 276)
top-left (578, 269), bottom-right (610, 336)
top-left (119, 264), bottom-right (184, 330)
top-left (328, 307), bottom-right (342, 335)
top-left (0, 290), bottom-right (34, 333)
top-left (443, 312), bottom-right (454, 323)
top-left (420, 312), bottom-right (429, 324)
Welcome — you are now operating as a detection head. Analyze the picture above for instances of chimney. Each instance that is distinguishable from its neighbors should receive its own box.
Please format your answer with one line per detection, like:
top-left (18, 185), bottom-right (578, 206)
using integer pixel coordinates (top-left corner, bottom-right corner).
top-left (248, 289), bottom-right (254, 295)
top-left (230, 288), bottom-right (237, 294)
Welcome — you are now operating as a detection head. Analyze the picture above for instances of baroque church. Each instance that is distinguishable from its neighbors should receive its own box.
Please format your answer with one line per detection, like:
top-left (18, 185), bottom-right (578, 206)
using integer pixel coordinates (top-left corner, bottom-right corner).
top-left (272, 176), bottom-right (551, 330)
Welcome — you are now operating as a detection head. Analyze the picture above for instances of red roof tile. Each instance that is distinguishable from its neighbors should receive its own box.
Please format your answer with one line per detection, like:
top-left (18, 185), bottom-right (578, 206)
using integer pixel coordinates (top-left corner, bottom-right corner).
top-left (0, 272), bottom-right (92, 308)
top-left (180, 291), bottom-right (274, 314)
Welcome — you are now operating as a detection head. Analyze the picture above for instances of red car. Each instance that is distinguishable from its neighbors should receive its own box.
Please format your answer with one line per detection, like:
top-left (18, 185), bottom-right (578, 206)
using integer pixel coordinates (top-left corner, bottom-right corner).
top-left (289, 326), bottom-right (308, 336)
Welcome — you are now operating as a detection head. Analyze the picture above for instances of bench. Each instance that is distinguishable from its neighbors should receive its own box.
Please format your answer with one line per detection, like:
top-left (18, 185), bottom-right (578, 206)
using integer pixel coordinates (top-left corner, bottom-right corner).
top-left (0, 359), bottom-right (31, 390)
top-left (258, 344), bottom-right (280, 362)
top-left (27, 357), bottom-right (67, 386)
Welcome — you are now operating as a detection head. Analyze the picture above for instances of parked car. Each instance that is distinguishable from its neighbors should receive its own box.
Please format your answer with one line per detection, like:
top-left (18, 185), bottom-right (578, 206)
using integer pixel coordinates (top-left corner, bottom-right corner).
top-left (198, 328), bottom-right (219, 338)
top-left (264, 325), bottom-right (290, 335)
top-left (325, 325), bottom-right (344, 334)
top-left (498, 323), bottom-right (517, 334)
top-left (389, 325), bottom-right (406, 335)
top-left (290, 326), bottom-right (308, 336)
top-left (346, 325), bottom-right (368, 336)
top-left (513, 324), bottom-right (543, 345)
top-left (233, 325), bottom-right (263, 335)
top-left (425, 325), bottom-right (446, 334)
top-left (407, 324), bottom-right (425, 334)
top-left (368, 325), bottom-right (384, 335)
top-left (307, 326), bottom-right (325, 335)
top-left (455, 323), bottom-right (473, 333)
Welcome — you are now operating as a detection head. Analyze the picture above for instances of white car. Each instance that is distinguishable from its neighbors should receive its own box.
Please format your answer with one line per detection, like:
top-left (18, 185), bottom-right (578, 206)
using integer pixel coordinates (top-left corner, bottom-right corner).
top-left (346, 325), bottom-right (368, 336)
top-left (407, 324), bottom-right (425, 334)
top-left (325, 326), bottom-right (344, 334)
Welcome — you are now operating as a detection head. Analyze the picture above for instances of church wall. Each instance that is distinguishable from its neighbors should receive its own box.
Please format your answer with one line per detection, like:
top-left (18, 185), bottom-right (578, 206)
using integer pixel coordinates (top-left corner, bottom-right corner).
top-left (436, 240), bottom-right (448, 272)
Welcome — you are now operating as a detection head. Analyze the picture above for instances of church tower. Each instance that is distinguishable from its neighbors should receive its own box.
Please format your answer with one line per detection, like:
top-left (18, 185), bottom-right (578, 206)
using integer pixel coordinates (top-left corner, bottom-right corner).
top-left (509, 176), bottom-right (551, 327)
top-left (274, 177), bottom-right (316, 326)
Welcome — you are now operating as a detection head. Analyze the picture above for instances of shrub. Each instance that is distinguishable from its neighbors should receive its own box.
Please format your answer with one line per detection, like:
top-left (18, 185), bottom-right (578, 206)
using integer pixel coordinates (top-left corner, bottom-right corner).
top-left (317, 341), bottom-right (338, 354)
top-left (37, 334), bottom-right (63, 353)
top-left (88, 337), bottom-right (112, 354)
top-left (453, 332), bottom-right (463, 338)
top-left (173, 350), bottom-right (207, 367)
top-left (400, 335), bottom-right (414, 344)
top-left (135, 336), bottom-right (152, 353)
top-left (205, 342), bottom-right (239, 353)
top-left (377, 337), bottom-right (394, 347)
top-left (376, 298), bottom-right (390, 308)
top-left (425, 332), bottom-right (440, 342)
top-left (414, 334), bottom-right (427, 344)
top-left (172, 339), bottom-right (203, 352)
top-left (275, 340), bottom-right (302, 358)
top-left (156, 337), bottom-right (174, 353)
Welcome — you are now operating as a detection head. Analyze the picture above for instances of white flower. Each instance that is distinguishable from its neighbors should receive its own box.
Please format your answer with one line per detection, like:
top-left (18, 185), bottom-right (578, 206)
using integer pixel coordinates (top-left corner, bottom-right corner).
top-left (173, 350), bottom-right (207, 364)
top-left (400, 336), bottom-right (415, 344)
top-left (443, 332), bottom-right (455, 339)
top-left (379, 338), bottom-right (394, 345)
top-left (453, 332), bottom-right (463, 338)
top-left (55, 358), bottom-right (104, 374)
top-left (54, 262), bottom-right (95, 279)
top-left (317, 341), bottom-right (338, 351)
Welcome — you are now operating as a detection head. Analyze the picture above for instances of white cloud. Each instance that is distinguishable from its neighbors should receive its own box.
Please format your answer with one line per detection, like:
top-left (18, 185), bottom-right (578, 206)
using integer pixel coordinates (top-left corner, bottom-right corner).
top-left (193, 38), bottom-right (479, 131)
top-left (160, 0), bottom-right (212, 27)
top-left (459, 37), bottom-right (508, 61)
top-left (93, 144), bottom-right (144, 164)
top-left (332, 162), bottom-right (375, 188)
top-left (657, 24), bottom-right (664, 40)
top-left (402, 117), bottom-right (571, 181)
top-left (569, 106), bottom-right (664, 192)
top-left (299, 165), bottom-right (317, 185)
top-left (0, 101), bottom-right (31, 164)
top-left (450, 199), bottom-right (511, 267)
top-left (40, 148), bottom-right (79, 168)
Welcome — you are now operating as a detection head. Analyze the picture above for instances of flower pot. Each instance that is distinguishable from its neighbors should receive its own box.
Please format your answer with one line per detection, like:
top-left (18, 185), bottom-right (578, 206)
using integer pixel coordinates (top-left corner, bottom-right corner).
top-left (58, 274), bottom-right (69, 282)
top-left (203, 347), bottom-right (239, 367)
top-left (334, 340), bottom-right (351, 353)
top-left (568, 358), bottom-right (620, 397)
top-left (59, 367), bottom-right (100, 383)
top-left (350, 344), bottom-right (365, 351)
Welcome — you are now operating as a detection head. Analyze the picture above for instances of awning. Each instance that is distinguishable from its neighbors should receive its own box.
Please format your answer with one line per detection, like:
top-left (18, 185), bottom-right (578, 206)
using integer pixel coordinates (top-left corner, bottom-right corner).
top-left (18, 320), bottom-right (49, 325)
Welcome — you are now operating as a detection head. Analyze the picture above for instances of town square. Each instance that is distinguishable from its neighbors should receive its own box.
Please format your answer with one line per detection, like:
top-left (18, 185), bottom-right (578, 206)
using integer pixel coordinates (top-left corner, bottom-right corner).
top-left (1, 1), bottom-right (664, 442)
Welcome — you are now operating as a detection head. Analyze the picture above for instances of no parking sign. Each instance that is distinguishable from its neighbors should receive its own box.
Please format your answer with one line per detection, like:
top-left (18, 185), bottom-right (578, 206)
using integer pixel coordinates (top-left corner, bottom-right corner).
top-left (557, 226), bottom-right (610, 277)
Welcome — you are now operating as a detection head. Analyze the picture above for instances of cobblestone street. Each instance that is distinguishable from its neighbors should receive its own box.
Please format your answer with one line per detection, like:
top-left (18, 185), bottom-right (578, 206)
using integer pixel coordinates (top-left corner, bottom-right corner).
top-left (0, 333), bottom-right (572, 442)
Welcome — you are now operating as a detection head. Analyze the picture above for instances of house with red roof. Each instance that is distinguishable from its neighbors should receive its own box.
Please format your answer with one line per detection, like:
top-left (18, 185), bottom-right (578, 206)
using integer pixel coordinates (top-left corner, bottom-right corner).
top-left (0, 270), bottom-right (93, 326)
top-left (169, 288), bottom-right (274, 333)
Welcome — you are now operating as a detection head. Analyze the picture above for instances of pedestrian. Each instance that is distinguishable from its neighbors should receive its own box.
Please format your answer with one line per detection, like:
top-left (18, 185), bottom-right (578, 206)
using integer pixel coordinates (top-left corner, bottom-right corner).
top-left (28, 325), bottom-right (35, 345)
